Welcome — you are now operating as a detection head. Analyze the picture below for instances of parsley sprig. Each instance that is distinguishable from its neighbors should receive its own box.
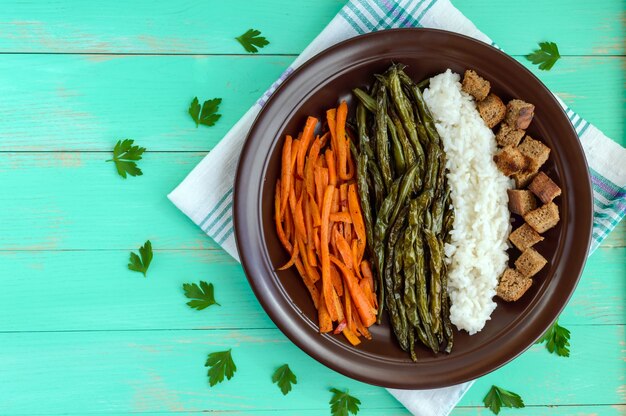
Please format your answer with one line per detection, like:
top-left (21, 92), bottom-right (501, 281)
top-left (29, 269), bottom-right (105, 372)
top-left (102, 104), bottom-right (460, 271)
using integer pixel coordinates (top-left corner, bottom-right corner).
top-left (526, 41), bottom-right (561, 71)
top-left (272, 364), bottom-right (297, 395)
top-left (183, 281), bottom-right (220, 310)
top-left (536, 320), bottom-right (571, 357)
top-left (329, 388), bottom-right (361, 416)
top-left (107, 139), bottom-right (145, 178)
top-left (206, 349), bottom-right (237, 386)
top-left (483, 385), bottom-right (525, 415)
top-left (189, 97), bottom-right (222, 127)
top-left (236, 29), bottom-right (269, 53)
top-left (128, 240), bottom-right (153, 277)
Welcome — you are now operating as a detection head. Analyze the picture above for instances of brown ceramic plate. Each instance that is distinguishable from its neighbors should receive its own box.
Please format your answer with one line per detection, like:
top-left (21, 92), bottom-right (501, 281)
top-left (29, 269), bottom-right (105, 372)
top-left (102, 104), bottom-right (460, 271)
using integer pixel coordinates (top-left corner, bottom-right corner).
top-left (233, 29), bottom-right (592, 389)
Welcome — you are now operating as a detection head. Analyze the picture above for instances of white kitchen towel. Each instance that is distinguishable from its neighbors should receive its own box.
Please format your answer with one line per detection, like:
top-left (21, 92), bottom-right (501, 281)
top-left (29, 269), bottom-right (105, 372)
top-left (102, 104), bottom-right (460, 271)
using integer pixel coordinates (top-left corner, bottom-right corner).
top-left (168, 0), bottom-right (626, 414)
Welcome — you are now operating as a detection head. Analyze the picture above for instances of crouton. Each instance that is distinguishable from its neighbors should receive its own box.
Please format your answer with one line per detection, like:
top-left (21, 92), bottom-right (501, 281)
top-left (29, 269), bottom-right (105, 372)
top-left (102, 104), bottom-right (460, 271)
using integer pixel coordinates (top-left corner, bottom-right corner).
top-left (513, 170), bottom-right (538, 188)
top-left (505, 99), bottom-right (535, 130)
top-left (518, 136), bottom-right (551, 172)
top-left (494, 146), bottom-right (529, 176)
top-left (462, 70), bottom-right (490, 101)
top-left (477, 93), bottom-right (506, 128)
top-left (515, 247), bottom-right (547, 278)
top-left (528, 171), bottom-right (562, 203)
top-left (497, 268), bottom-right (533, 302)
top-left (495, 123), bottom-right (525, 147)
top-left (509, 223), bottom-right (544, 251)
top-left (524, 202), bottom-right (560, 233)
top-left (507, 189), bottom-right (538, 215)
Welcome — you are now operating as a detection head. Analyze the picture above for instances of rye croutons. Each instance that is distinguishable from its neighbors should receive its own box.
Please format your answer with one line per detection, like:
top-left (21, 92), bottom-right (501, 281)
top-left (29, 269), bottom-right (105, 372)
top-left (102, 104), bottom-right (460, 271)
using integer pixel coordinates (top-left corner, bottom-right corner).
top-left (528, 172), bottom-right (562, 203)
top-left (494, 145), bottom-right (529, 176)
top-left (509, 223), bottom-right (544, 251)
top-left (497, 268), bottom-right (533, 302)
top-left (505, 99), bottom-right (535, 130)
top-left (524, 202), bottom-right (560, 234)
top-left (515, 247), bottom-right (548, 278)
top-left (495, 123), bottom-right (526, 147)
top-left (462, 69), bottom-right (491, 101)
top-left (517, 136), bottom-right (551, 173)
top-left (507, 189), bottom-right (538, 216)
top-left (477, 93), bottom-right (506, 128)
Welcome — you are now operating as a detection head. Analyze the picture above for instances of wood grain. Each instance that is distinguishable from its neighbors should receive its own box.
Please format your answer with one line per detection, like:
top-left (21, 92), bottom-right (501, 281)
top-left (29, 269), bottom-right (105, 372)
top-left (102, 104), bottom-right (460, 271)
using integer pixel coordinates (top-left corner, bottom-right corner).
top-left (0, 55), bottom-right (622, 151)
top-left (0, 248), bottom-right (623, 332)
top-left (0, 0), bottom-right (622, 55)
top-left (0, 326), bottom-right (623, 414)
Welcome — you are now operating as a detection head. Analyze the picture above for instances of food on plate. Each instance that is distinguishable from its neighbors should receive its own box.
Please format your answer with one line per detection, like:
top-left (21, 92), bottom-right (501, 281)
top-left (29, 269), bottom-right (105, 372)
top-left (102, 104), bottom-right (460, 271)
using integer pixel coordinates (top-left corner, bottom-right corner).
top-left (274, 105), bottom-right (378, 347)
top-left (496, 268), bottom-right (532, 302)
top-left (423, 69), bottom-right (511, 335)
top-left (458, 69), bottom-right (561, 302)
top-left (528, 172), bottom-right (562, 203)
top-left (509, 223), bottom-right (544, 251)
top-left (507, 189), bottom-right (538, 216)
top-left (524, 202), bottom-right (560, 233)
top-left (352, 64), bottom-right (454, 359)
top-left (514, 248), bottom-right (548, 278)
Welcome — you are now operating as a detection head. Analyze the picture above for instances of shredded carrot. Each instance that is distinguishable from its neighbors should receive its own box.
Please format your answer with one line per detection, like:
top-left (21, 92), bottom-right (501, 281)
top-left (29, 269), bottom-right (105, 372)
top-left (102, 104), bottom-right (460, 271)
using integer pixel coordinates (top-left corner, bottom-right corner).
top-left (297, 116), bottom-right (318, 178)
top-left (275, 181), bottom-right (292, 252)
top-left (325, 149), bottom-right (337, 186)
top-left (336, 101), bottom-right (350, 180)
top-left (334, 230), bottom-right (355, 272)
top-left (309, 196), bottom-right (321, 227)
top-left (318, 292), bottom-right (332, 333)
top-left (329, 212), bottom-right (352, 223)
top-left (326, 108), bottom-right (337, 153)
top-left (348, 184), bottom-right (366, 243)
top-left (330, 264), bottom-right (343, 296)
top-left (320, 185), bottom-right (337, 322)
top-left (278, 240), bottom-right (299, 270)
top-left (280, 135), bottom-right (292, 217)
top-left (305, 138), bottom-right (322, 200)
top-left (330, 255), bottom-right (376, 327)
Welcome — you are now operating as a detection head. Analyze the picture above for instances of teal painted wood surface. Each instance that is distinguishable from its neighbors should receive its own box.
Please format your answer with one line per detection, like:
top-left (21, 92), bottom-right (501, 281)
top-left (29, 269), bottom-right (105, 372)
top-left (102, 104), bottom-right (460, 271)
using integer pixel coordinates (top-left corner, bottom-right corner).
top-left (0, 1), bottom-right (623, 415)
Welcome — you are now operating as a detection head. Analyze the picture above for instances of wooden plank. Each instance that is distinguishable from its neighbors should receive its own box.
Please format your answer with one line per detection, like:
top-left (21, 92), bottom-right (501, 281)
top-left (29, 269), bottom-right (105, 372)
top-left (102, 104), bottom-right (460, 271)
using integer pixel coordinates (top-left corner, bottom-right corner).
top-left (0, 152), bottom-right (623, 251)
top-left (0, 0), bottom-right (622, 56)
top-left (0, 55), bottom-right (622, 151)
top-left (0, 325), bottom-right (622, 414)
top-left (0, 248), bottom-right (622, 332)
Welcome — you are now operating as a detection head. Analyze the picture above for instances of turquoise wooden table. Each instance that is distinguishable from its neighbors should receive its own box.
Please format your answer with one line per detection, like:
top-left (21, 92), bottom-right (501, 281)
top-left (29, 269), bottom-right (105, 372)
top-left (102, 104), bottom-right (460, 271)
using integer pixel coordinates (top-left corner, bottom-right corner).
top-left (0, 1), bottom-right (624, 415)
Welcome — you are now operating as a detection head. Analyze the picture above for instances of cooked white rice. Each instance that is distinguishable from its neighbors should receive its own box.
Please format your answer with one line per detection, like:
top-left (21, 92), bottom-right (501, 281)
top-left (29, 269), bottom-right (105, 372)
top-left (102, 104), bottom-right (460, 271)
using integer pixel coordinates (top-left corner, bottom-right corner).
top-left (423, 69), bottom-right (512, 334)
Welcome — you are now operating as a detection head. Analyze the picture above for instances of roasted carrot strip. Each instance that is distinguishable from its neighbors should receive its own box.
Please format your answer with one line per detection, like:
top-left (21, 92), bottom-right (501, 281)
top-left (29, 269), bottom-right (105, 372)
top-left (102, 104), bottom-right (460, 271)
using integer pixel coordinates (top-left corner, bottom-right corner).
top-left (280, 135), bottom-right (292, 216)
top-left (293, 194), bottom-right (306, 239)
top-left (325, 149), bottom-right (337, 186)
top-left (330, 264), bottom-right (343, 296)
top-left (297, 116), bottom-right (318, 178)
top-left (318, 292), bottom-right (332, 333)
top-left (275, 181), bottom-right (292, 252)
top-left (303, 196), bottom-right (317, 267)
top-left (334, 229), bottom-right (355, 271)
top-left (320, 185), bottom-right (338, 322)
top-left (314, 166), bottom-right (324, 207)
top-left (330, 285), bottom-right (345, 323)
top-left (305, 138), bottom-right (322, 200)
top-left (333, 320), bottom-right (347, 335)
top-left (329, 212), bottom-right (352, 223)
top-left (326, 108), bottom-right (337, 153)
top-left (278, 239), bottom-right (299, 270)
top-left (309, 196), bottom-right (321, 227)
top-left (336, 101), bottom-right (351, 180)
top-left (319, 131), bottom-right (330, 148)
top-left (330, 255), bottom-right (376, 327)
top-left (351, 239), bottom-right (362, 280)
top-left (342, 327), bottom-right (361, 346)
top-left (348, 184), bottom-right (366, 243)
top-left (352, 302), bottom-right (372, 339)
top-left (360, 260), bottom-right (377, 308)
top-left (344, 286), bottom-right (354, 333)
top-left (297, 237), bottom-right (321, 285)
top-left (293, 257), bottom-right (319, 309)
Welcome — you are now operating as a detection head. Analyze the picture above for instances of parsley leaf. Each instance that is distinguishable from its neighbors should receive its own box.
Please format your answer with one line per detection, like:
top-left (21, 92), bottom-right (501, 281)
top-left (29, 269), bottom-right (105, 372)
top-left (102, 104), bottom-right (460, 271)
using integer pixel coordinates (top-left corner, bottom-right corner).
top-left (329, 388), bottom-right (361, 416)
top-left (272, 364), bottom-right (297, 395)
top-left (526, 41), bottom-right (561, 71)
top-left (536, 320), bottom-right (571, 357)
top-left (183, 281), bottom-right (220, 310)
top-left (236, 29), bottom-right (269, 53)
top-left (188, 97), bottom-right (222, 127)
top-left (128, 240), bottom-right (153, 277)
top-left (205, 349), bottom-right (236, 386)
top-left (106, 139), bottom-right (145, 179)
top-left (483, 385), bottom-right (524, 415)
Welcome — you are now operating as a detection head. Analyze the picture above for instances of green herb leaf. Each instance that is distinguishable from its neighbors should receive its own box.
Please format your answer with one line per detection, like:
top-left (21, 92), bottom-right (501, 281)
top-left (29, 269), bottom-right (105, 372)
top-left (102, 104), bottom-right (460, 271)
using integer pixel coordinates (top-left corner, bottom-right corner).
top-left (536, 320), bottom-right (571, 357)
top-left (106, 139), bottom-right (145, 178)
top-left (329, 388), bottom-right (361, 416)
top-left (526, 41), bottom-right (561, 71)
top-left (483, 385), bottom-right (524, 415)
top-left (236, 29), bottom-right (269, 53)
top-left (188, 96), bottom-right (222, 127)
top-left (272, 364), bottom-right (297, 395)
top-left (205, 349), bottom-right (236, 386)
top-left (128, 240), bottom-right (153, 277)
top-left (183, 281), bottom-right (220, 310)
